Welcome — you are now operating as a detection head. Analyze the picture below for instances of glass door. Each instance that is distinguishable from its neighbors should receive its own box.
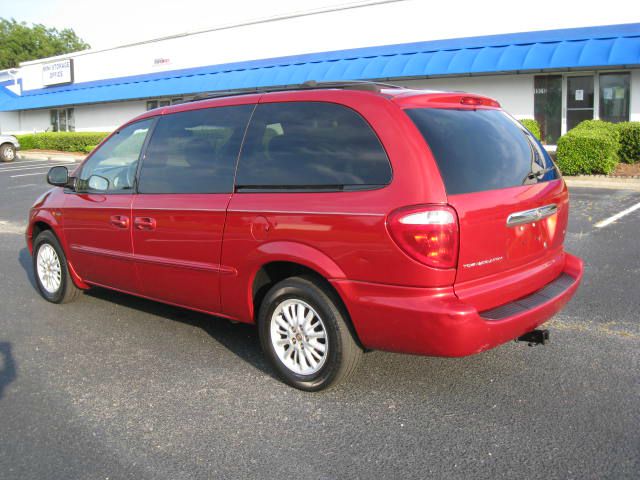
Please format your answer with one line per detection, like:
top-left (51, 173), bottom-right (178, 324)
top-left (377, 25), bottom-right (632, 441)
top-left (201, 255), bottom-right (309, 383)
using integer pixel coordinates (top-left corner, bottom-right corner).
top-left (534, 75), bottom-right (562, 144)
top-left (566, 76), bottom-right (594, 131)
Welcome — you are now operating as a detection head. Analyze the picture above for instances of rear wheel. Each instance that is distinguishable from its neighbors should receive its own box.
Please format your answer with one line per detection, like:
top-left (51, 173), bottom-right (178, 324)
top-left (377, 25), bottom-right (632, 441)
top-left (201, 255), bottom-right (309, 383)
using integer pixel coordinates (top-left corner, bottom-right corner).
top-left (258, 276), bottom-right (362, 391)
top-left (0, 143), bottom-right (16, 162)
top-left (32, 230), bottom-right (82, 304)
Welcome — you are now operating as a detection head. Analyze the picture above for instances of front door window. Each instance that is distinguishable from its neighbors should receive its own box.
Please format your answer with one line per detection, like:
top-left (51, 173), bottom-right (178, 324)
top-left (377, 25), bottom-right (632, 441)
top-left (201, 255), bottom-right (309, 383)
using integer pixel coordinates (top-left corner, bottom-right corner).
top-left (78, 120), bottom-right (152, 192)
top-left (566, 76), bottom-right (595, 131)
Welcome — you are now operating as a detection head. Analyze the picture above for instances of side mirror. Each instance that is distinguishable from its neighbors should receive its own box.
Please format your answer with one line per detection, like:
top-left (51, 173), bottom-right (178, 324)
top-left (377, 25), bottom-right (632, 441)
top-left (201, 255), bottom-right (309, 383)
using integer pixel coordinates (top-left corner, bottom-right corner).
top-left (47, 166), bottom-right (69, 187)
top-left (87, 175), bottom-right (109, 192)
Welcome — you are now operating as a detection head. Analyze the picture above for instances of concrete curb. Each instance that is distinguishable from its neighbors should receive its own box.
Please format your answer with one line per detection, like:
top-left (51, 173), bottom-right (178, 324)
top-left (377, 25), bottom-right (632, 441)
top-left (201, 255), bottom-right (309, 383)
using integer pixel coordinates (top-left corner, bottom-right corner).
top-left (18, 151), bottom-right (85, 162)
top-left (565, 176), bottom-right (640, 191)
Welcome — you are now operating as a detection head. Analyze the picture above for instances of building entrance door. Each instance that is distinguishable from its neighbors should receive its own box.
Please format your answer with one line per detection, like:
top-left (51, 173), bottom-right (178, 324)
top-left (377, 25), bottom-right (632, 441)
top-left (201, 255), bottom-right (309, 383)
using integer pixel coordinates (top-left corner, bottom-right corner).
top-left (534, 75), bottom-right (562, 144)
top-left (566, 76), bottom-right (594, 131)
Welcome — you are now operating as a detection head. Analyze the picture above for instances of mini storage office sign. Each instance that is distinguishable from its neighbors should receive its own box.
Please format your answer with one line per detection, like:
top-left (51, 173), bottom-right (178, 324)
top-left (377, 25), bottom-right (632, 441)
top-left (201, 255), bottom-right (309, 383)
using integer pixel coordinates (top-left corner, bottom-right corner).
top-left (42, 59), bottom-right (74, 86)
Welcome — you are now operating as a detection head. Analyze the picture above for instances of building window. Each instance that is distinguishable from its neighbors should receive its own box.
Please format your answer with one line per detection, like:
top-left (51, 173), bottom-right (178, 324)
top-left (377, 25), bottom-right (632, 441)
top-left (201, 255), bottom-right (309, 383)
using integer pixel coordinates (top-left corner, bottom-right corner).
top-left (50, 108), bottom-right (75, 132)
top-left (534, 75), bottom-right (562, 144)
top-left (146, 98), bottom-right (183, 111)
top-left (599, 72), bottom-right (630, 123)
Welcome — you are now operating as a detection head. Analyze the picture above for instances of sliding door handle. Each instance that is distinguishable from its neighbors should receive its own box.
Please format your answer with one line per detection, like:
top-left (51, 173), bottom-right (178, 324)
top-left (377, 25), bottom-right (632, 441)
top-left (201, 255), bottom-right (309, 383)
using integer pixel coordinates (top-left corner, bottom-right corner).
top-left (134, 217), bottom-right (157, 231)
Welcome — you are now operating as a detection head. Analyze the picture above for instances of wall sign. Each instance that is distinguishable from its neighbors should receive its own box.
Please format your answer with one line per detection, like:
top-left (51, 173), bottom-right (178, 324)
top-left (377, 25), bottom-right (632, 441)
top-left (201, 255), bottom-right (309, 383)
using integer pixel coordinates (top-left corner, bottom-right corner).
top-left (42, 59), bottom-right (74, 86)
top-left (153, 57), bottom-right (171, 67)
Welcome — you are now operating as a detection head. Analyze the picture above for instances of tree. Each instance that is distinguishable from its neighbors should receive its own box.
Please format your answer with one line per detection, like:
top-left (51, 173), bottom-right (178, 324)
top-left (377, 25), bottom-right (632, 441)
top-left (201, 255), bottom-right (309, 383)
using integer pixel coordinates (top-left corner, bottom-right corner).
top-left (0, 18), bottom-right (90, 70)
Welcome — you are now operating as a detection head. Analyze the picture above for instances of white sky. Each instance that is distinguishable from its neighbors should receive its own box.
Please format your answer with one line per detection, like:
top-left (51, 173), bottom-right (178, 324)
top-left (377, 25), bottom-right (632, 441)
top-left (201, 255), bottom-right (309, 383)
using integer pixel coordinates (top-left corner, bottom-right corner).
top-left (2, 0), bottom-right (638, 51)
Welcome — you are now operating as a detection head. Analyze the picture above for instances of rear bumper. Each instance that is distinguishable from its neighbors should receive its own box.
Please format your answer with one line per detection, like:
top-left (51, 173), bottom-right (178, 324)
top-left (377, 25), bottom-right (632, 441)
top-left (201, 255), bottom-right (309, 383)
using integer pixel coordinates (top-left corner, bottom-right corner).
top-left (332, 252), bottom-right (583, 357)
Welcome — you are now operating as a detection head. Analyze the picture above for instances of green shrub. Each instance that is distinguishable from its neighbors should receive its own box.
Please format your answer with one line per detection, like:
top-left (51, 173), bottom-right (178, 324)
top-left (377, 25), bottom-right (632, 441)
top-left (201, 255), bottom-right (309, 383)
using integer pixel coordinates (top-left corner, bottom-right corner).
top-left (519, 118), bottom-right (541, 140)
top-left (617, 122), bottom-right (640, 164)
top-left (556, 129), bottom-right (619, 175)
top-left (572, 119), bottom-right (621, 142)
top-left (15, 132), bottom-right (109, 153)
top-left (83, 145), bottom-right (97, 153)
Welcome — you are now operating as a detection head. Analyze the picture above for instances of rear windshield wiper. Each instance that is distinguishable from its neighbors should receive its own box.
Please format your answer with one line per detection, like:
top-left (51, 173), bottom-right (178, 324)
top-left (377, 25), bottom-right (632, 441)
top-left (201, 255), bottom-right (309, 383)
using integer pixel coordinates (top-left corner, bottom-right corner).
top-left (525, 166), bottom-right (556, 180)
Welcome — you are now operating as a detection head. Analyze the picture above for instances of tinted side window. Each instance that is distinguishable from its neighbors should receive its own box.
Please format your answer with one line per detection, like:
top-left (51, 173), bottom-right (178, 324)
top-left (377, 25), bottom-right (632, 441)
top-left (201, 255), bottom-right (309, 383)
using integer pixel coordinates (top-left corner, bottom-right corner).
top-left (78, 119), bottom-right (152, 193)
top-left (405, 108), bottom-right (559, 195)
top-left (236, 102), bottom-right (391, 189)
top-left (138, 105), bottom-right (254, 194)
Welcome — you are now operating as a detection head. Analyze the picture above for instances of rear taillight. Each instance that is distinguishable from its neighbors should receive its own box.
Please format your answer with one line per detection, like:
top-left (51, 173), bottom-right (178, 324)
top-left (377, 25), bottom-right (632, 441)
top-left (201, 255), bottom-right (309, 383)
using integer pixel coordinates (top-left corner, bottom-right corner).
top-left (387, 205), bottom-right (459, 269)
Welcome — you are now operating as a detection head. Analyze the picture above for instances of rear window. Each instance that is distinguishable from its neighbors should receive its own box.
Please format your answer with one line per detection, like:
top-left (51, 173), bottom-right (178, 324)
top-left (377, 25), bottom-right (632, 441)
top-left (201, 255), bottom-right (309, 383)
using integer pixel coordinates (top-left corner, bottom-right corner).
top-left (236, 102), bottom-right (391, 191)
top-left (405, 108), bottom-right (558, 195)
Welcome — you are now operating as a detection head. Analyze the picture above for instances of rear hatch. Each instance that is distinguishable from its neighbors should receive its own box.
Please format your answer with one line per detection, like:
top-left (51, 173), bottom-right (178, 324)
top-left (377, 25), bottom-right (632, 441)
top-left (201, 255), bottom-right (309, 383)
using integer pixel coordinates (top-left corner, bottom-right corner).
top-left (405, 105), bottom-right (568, 311)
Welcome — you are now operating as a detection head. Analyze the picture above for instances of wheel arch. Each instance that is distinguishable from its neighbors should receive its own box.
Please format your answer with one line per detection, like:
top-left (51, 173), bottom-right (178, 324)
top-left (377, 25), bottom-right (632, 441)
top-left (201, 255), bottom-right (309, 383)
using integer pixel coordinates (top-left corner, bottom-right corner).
top-left (27, 211), bottom-right (62, 253)
top-left (250, 260), bottom-right (363, 348)
top-left (29, 215), bottom-right (89, 290)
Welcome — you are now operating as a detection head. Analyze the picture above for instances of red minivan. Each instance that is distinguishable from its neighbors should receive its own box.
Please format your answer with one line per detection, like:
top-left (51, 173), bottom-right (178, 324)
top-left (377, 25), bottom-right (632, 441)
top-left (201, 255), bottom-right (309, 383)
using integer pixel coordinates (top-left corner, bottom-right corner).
top-left (27, 82), bottom-right (583, 390)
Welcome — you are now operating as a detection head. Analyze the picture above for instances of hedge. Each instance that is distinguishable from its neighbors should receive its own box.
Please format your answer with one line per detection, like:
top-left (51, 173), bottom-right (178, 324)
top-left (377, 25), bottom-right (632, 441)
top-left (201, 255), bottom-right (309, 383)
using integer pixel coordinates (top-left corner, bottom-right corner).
top-left (519, 118), bottom-right (541, 140)
top-left (617, 122), bottom-right (640, 164)
top-left (556, 129), bottom-right (619, 175)
top-left (572, 119), bottom-right (621, 142)
top-left (16, 132), bottom-right (110, 152)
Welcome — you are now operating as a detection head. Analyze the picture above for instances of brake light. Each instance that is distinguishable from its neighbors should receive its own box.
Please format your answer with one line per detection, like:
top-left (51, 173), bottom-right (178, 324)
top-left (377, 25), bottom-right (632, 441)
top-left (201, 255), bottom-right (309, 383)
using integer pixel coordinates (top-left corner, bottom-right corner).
top-left (460, 96), bottom-right (501, 107)
top-left (387, 205), bottom-right (459, 269)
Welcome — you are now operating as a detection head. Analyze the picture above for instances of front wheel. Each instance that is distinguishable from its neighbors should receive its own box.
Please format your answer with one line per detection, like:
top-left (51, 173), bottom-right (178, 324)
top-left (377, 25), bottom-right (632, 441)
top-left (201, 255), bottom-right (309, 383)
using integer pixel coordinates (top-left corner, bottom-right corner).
top-left (0, 143), bottom-right (16, 162)
top-left (32, 230), bottom-right (82, 304)
top-left (258, 276), bottom-right (362, 391)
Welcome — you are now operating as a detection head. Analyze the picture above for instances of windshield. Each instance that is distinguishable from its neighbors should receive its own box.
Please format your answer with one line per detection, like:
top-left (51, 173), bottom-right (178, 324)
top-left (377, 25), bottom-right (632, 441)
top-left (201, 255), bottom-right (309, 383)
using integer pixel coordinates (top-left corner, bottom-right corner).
top-left (405, 108), bottom-right (559, 195)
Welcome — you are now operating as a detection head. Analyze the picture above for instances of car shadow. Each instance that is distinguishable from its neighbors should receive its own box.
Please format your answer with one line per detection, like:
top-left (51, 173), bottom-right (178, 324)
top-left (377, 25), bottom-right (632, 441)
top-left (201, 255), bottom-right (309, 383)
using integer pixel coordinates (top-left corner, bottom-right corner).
top-left (84, 287), bottom-right (277, 380)
top-left (18, 247), bottom-right (37, 290)
top-left (18, 247), bottom-right (276, 380)
top-left (0, 342), bottom-right (17, 400)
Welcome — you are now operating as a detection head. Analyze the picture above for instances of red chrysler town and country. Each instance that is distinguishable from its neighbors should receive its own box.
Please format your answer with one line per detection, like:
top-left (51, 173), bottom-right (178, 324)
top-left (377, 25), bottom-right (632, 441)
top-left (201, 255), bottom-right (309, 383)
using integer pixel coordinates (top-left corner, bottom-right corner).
top-left (27, 82), bottom-right (583, 390)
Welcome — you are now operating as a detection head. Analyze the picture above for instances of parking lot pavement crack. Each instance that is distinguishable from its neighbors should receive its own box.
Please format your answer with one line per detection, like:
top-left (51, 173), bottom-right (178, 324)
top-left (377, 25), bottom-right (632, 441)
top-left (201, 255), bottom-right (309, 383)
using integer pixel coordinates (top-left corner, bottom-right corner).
top-left (549, 316), bottom-right (640, 340)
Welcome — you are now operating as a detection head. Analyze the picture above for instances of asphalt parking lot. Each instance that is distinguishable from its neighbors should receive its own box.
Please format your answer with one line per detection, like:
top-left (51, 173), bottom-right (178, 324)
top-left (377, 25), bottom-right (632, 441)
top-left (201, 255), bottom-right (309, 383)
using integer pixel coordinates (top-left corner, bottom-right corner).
top-left (0, 157), bottom-right (638, 479)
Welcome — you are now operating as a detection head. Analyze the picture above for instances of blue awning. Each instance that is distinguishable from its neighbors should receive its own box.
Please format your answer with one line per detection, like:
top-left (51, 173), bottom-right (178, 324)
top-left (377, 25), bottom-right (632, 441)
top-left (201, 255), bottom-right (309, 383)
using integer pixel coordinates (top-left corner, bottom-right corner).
top-left (1, 23), bottom-right (639, 111)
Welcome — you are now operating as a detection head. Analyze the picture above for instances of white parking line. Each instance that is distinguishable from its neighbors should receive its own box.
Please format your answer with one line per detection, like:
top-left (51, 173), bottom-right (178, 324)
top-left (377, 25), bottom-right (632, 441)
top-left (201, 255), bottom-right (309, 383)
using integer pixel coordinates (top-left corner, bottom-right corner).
top-left (0, 220), bottom-right (26, 235)
top-left (0, 160), bottom-right (50, 167)
top-left (10, 159), bottom-right (74, 165)
top-left (0, 164), bottom-right (60, 173)
top-left (0, 162), bottom-right (51, 169)
top-left (10, 171), bottom-right (49, 178)
top-left (8, 183), bottom-right (39, 189)
top-left (595, 201), bottom-right (640, 228)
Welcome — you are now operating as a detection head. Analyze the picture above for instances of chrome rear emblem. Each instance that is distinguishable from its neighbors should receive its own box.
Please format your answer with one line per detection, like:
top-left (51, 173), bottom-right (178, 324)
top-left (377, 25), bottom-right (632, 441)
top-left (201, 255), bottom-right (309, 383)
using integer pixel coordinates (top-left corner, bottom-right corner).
top-left (507, 204), bottom-right (557, 227)
top-left (463, 256), bottom-right (504, 269)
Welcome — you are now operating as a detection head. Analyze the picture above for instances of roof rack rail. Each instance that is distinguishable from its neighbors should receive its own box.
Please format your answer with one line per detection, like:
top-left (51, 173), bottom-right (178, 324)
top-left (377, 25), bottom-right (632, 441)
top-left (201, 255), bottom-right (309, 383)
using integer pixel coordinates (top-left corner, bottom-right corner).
top-left (186, 80), bottom-right (402, 103)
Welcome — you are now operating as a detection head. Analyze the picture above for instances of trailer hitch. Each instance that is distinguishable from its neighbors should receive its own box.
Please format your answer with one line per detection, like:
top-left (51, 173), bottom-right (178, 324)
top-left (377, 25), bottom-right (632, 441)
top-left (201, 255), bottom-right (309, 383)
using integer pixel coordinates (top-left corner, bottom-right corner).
top-left (516, 329), bottom-right (550, 346)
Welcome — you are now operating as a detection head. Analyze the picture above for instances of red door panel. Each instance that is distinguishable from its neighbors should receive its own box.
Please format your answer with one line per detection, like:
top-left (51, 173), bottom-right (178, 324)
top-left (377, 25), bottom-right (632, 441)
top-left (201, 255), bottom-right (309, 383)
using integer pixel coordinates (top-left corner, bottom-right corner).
top-left (131, 194), bottom-right (230, 313)
top-left (62, 193), bottom-right (138, 292)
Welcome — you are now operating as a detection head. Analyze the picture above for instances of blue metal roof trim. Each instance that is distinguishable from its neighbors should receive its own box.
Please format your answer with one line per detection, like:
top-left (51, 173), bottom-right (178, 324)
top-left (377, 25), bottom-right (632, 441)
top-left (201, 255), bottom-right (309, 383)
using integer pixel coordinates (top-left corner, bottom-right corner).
top-left (1, 23), bottom-right (638, 111)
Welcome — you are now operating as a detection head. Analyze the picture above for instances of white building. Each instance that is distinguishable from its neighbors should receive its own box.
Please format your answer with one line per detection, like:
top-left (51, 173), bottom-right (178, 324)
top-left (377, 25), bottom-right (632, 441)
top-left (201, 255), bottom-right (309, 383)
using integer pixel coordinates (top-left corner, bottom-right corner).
top-left (0, 2), bottom-right (638, 145)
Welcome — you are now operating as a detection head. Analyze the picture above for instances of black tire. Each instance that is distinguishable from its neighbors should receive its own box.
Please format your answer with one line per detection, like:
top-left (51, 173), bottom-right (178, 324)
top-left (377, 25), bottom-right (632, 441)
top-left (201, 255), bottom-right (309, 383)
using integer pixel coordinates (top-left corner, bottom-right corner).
top-left (32, 230), bottom-right (82, 304)
top-left (0, 143), bottom-right (16, 162)
top-left (258, 276), bottom-right (362, 391)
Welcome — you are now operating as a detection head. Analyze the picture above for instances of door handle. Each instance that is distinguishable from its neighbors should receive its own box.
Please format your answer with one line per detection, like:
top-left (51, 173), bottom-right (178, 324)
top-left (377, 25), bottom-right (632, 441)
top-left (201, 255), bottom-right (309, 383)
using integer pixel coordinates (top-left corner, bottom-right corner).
top-left (134, 217), bottom-right (157, 231)
top-left (110, 215), bottom-right (130, 229)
